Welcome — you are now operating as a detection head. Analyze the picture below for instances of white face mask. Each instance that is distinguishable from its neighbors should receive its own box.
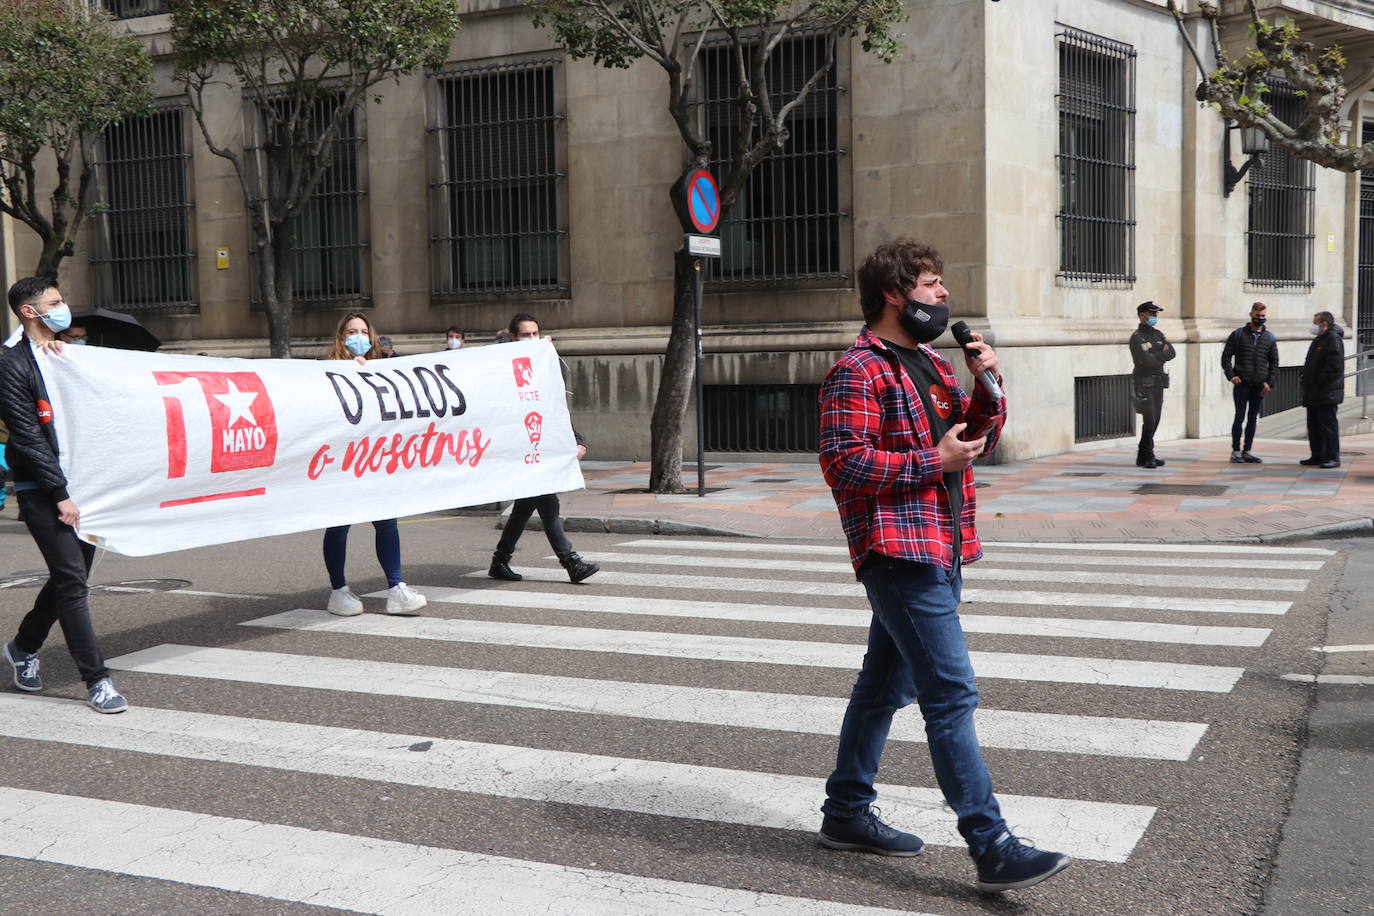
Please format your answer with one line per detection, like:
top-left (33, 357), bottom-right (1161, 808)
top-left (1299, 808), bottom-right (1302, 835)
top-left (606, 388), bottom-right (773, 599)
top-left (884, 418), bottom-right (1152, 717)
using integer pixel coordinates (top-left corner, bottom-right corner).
top-left (1309, 324), bottom-right (1322, 336)
top-left (446, 338), bottom-right (463, 350)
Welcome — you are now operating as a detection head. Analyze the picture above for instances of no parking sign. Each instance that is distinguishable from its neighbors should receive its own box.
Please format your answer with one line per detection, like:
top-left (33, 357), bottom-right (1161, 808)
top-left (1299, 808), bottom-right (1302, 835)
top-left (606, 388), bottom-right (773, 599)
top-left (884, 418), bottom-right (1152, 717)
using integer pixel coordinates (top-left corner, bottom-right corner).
top-left (686, 168), bottom-right (720, 234)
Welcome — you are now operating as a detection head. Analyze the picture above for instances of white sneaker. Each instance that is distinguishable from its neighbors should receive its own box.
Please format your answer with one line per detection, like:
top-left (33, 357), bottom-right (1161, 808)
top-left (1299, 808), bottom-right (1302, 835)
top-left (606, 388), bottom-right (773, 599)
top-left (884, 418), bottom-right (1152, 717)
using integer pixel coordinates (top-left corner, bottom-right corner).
top-left (385, 582), bottom-right (427, 615)
top-left (327, 586), bottom-right (364, 616)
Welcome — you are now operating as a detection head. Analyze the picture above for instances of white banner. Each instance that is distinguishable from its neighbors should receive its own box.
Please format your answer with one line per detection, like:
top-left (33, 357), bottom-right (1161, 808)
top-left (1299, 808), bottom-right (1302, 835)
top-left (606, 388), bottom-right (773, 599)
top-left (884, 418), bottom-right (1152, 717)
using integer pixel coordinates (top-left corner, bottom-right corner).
top-left (37, 339), bottom-right (583, 556)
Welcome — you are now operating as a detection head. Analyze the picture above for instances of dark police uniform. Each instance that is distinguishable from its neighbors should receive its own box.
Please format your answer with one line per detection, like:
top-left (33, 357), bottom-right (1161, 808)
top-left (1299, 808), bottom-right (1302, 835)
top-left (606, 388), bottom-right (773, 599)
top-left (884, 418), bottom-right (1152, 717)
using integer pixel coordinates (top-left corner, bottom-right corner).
top-left (1129, 302), bottom-right (1174, 469)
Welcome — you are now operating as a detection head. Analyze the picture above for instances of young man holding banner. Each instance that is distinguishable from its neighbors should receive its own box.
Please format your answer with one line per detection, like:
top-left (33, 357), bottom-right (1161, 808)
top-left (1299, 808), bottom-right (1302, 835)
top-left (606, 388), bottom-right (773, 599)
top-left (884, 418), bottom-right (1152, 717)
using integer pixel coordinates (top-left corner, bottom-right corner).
top-left (0, 278), bottom-right (127, 713)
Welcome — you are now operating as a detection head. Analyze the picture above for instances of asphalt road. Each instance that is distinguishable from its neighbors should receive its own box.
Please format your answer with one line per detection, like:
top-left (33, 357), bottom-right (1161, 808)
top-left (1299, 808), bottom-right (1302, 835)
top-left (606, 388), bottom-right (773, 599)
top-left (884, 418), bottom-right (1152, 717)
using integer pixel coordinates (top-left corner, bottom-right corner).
top-left (0, 508), bottom-right (1359, 915)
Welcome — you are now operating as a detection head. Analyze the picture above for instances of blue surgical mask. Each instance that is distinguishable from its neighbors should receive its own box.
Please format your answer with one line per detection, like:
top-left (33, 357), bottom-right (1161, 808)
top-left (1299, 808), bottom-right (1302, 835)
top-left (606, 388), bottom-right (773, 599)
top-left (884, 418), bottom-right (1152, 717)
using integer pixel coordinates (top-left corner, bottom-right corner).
top-left (69, 338), bottom-right (86, 345)
top-left (344, 333), bottom-right (371, 356)
top-left (39, 303), bottom-right (72, 333)
top-left (1146, 316), bottom-right (1158, 327)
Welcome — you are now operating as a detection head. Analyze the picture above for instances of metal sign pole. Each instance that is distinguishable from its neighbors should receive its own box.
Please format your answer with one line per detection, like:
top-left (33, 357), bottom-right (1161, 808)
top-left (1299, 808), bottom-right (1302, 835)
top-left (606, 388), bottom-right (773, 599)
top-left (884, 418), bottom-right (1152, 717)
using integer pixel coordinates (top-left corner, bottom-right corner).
top-left (693, 258), bottom-right (705, 498)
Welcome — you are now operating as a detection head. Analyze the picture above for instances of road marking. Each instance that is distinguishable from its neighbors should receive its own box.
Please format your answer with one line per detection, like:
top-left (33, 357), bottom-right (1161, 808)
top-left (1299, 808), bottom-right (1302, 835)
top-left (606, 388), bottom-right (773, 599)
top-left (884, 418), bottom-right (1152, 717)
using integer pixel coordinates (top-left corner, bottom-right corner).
top-left (1311, 644), bottom-right (1374, 653)
top-left (614, 540), bottom-right (1325, 570)
top-left (0, 695), bottom-right (1152, 862)
top-left (243, 610), bottom-right (1246, 692)
top-left (0, 787), bottom-right (925, 914)
top-left (108, 645), bottom-right (1208, 760)
top-left (1282, 673), bottom-right (1374, 686)
top-left (94, 586), bottom-right (270, 600)
top-left (462, 568), bottom-right (1294, 615)
top-left (570, 552), bottom-right (1310, 592)
top-left (384, 587), bottom-right (1269, 647)
top-left (989, 541), bottom-right (1335, 556)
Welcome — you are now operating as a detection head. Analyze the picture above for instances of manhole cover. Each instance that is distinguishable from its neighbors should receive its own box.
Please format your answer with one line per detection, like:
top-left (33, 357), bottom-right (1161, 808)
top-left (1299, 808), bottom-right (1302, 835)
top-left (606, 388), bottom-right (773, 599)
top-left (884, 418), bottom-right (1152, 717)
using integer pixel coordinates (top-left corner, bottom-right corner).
top-left (1061, 472), bottom-right (1105, 477)
top-left (751, 478), bottom-right (798, 483)
top-left (1133, 484), bottom-right (1230, 497)
top-left (94, 578), bottom-right (192, 593)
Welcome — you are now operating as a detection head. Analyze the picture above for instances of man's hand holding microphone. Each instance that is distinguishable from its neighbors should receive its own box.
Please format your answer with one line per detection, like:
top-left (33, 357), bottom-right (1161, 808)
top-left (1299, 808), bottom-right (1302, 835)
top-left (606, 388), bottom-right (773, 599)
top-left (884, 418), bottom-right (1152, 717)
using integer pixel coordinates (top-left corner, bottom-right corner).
top-left (939, 321), bottom-right (1003, 473)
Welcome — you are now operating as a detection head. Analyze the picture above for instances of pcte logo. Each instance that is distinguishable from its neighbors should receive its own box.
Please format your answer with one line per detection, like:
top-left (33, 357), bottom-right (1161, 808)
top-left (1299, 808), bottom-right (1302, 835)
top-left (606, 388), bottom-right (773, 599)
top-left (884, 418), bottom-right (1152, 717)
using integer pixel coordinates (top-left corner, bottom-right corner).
top-left (154, 371), bottom-right (279, 478)
top-left (512, 357), bottom-right (534, 388)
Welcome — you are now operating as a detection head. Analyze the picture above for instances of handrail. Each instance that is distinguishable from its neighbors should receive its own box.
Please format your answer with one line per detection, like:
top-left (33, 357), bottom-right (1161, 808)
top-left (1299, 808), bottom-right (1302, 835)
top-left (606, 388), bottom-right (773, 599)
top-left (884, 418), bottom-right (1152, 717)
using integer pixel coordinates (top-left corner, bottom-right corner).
top-left (1343, 346), bottom-right (1374, 363)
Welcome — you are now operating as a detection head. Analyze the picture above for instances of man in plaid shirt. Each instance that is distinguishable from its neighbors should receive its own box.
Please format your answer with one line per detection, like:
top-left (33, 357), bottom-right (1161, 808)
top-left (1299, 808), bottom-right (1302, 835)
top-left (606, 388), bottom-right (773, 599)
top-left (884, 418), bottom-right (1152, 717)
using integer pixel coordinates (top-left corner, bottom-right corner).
top-left (815, 239), bottom-right (1069, 893)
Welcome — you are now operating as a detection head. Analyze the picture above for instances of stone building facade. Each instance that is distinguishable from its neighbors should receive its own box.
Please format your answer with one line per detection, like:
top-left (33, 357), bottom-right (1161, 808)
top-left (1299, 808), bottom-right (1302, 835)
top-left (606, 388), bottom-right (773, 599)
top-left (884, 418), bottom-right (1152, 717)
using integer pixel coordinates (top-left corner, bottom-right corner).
top-left (3, 0), bottom-right (1372, 461)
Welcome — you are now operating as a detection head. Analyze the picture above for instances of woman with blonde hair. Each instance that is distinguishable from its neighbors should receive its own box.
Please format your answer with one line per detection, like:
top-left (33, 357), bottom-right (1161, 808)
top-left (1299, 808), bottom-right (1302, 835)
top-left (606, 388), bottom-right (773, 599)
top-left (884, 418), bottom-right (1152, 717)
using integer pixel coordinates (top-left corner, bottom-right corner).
top-left (321, 312), bottom-right (427, 616)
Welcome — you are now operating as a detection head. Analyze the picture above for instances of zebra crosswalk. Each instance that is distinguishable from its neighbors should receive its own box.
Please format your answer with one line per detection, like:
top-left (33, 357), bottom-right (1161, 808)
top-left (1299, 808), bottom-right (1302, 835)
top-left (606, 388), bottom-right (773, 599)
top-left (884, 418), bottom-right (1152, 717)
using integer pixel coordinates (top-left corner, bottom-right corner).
top-left (0, 535), bottom-right (1330, 913)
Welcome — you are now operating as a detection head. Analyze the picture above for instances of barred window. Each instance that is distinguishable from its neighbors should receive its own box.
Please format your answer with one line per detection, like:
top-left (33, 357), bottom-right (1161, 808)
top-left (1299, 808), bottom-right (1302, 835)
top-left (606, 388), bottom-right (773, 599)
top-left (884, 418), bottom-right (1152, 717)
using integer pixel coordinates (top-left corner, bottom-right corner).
top-left (430, 60), bottom-right (565, 298)
top-left (90, 106), bottom-right (195, 313)
top-left (1057, 27), bottom-right (1136, 283)
top-left (251, 94), bottom-right (368, 308)
top-left (102, 0), bottom-right (170, 18)
top-left (1247, 82), bottom-right (1314, 287)
top-left (1358, 121), bottom-right (1374, 356)
top-left (697, 34), bottom-right (846, 288)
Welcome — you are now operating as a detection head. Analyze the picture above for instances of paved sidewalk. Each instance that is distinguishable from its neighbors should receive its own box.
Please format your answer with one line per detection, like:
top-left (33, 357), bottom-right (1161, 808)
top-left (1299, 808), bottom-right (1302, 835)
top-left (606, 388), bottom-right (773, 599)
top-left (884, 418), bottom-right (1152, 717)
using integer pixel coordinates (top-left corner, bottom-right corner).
top-left (560, 433), bottom-right (1374, 542)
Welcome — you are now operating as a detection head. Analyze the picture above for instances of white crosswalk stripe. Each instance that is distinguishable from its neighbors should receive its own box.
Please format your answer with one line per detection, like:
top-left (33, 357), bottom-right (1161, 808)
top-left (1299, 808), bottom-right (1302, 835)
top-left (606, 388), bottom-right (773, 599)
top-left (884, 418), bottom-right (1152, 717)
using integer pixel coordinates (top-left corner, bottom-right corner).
top-left (3, 536), bottom-right (1329, 911)
top-left (0, 788), bottom-right (922, 916)
top-left (461, 568), bottom-right (1295, 615)
top-left (242, 609), bottom-right (1247, 692)
top-left (388, 586), bottom-right (1271, 647)
top-left (106, 644), bottom-right (1209, 760)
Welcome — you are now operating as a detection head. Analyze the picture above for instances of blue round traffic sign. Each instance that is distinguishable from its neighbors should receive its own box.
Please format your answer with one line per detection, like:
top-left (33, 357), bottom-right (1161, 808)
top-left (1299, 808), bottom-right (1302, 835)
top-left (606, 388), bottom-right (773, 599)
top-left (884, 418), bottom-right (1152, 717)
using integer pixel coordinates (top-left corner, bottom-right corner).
top-left (687, 169), bottom-right (720, 234)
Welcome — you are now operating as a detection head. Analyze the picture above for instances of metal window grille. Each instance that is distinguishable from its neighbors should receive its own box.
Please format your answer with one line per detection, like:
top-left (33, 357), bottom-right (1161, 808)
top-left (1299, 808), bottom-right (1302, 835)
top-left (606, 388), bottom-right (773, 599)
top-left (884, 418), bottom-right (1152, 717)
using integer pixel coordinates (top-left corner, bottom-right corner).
top-left (250, 94), bottom-right (368, 308)
top-left (102, 0), bottom-right (170, 18)
top-left (703, 383), bottom-right (820, 452)
top-left (90, 106), bottom-right (195, 314)
top-left (1260, 365), bottom-right (1303, 417)
top-left (696, 34), bottom-right (846, 288)
top-left (1056, 27), bottom-right (1136, 284)
top-left (1247, 82), bottom-right (1314, 286)
top-left (1074, 374), bottom-right (1136, 442)
top-left (1357, 121), bottom-right (1374, 367)
top-left (429, 60), bottom-right (565, 298)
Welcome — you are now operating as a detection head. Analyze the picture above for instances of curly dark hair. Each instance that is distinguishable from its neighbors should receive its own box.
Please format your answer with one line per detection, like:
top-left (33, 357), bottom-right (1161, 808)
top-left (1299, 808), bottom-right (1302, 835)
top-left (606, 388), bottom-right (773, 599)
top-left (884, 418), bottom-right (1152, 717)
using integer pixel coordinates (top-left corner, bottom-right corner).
top-left (856, 239), bottom-right (943, 325)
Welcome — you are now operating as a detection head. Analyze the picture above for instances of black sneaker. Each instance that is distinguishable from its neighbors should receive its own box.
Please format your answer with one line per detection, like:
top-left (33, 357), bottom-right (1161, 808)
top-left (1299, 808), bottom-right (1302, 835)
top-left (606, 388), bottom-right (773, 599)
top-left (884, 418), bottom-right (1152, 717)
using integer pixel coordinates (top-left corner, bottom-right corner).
top-left (818, 806), bottom-right (924, 857)
top-left (1230, 450), bottom-right (1245, 463)
top-left (974, 832), bottom-right (1070, 893)
top-left (1241, 451), bottom-right (1263, 464)
top-left (3, 640), bottom-right (42, 692)
top-left (488, 556), bottom-right (522, 581)
top-left (560, 553), bottom-right (600, 584)
top-left (1299, 457), bottom-right (1322, 466)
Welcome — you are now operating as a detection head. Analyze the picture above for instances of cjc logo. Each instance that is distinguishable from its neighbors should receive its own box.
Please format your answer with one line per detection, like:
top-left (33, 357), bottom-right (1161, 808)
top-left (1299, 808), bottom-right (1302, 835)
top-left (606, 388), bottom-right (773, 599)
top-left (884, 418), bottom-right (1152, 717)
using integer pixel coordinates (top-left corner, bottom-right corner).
top-left (512, 357), bottom-right (534, 389)
top-left (35, 399), bottom-right (53, 425)
top-left (153, 371), bottom-right (279, 478)
top-left (928, 383), bottom-right (953, 420)
top-left (524, 411), bottom-right (543, 448)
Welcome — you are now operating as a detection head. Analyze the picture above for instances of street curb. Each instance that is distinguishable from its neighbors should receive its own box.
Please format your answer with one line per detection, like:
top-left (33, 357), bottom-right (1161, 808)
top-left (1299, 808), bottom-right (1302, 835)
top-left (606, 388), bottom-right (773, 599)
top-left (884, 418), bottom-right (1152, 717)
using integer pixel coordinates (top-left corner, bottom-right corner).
top-left (983, 518), bottom-right (1374, 545)
top-left (496, 514), bottom-right (765, 539)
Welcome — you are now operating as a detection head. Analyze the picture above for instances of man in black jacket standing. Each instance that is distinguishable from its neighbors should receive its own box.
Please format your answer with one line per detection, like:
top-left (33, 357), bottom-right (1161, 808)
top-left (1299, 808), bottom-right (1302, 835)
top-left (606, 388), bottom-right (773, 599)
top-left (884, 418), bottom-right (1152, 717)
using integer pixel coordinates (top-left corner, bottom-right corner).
top-left (1221, 301), bottom-right (1280, 464)
top-left (0, 277), bottom-right (127, 713)
top-left (1130, 301), bottom-right (1175, 469)
top-left (1300, 310), bottom-right (1345, 469)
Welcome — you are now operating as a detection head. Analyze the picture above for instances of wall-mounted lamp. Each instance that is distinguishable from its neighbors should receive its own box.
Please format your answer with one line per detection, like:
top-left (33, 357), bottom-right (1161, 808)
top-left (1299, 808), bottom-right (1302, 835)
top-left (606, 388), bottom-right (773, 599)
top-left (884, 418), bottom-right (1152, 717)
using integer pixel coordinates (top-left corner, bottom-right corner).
top-left (1223, 120), bottom-right (1270, 198)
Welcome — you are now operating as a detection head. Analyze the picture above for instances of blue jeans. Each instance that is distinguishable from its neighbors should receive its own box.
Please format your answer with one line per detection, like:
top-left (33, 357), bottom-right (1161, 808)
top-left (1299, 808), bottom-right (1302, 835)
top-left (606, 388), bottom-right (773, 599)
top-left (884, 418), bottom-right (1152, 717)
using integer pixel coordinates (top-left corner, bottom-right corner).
top-left (323, 519), bottom-right (402, 590)
top-left (823, 555), bottom-right (1006, 856)
top-left (1231, 382), bottom-right (1265, 451)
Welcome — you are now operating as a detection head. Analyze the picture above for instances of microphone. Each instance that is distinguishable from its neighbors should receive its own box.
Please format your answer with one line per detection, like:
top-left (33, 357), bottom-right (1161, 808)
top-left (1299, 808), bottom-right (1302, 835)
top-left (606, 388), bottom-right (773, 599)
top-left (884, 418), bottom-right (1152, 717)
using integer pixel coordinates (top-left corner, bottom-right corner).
top-left (950, 320), bottom-right (1004, 401)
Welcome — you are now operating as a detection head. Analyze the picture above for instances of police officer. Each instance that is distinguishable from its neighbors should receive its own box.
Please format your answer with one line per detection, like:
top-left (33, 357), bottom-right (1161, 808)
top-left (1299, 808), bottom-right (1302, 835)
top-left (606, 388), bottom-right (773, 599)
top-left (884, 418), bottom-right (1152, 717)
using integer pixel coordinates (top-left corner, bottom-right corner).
top-left (1130, 301), bottom-right (1174, 469)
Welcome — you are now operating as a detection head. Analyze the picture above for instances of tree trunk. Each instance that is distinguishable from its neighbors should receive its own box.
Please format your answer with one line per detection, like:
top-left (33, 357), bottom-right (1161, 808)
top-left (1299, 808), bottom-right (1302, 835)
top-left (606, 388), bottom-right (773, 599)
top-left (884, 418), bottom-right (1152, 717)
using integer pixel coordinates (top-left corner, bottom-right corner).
top-left (263, 224), bottom-right (295, 358)
top-left (33, 236), bottom-right (67, 281)
top-left (648, 246), bottom-right (700, 493)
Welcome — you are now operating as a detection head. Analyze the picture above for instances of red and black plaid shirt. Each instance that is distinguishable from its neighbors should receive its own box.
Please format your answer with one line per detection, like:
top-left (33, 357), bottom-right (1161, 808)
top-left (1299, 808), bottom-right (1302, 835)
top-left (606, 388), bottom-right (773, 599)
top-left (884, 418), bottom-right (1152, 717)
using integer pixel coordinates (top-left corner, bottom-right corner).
top-left (820, 327), bottom-right (1006, 575)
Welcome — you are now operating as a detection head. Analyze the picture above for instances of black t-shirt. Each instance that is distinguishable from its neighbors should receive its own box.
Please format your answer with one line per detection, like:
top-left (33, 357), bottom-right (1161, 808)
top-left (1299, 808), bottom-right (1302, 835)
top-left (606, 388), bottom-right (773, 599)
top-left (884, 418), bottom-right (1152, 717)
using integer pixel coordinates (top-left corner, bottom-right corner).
top-left (883, 339), bottom-right (964, 554)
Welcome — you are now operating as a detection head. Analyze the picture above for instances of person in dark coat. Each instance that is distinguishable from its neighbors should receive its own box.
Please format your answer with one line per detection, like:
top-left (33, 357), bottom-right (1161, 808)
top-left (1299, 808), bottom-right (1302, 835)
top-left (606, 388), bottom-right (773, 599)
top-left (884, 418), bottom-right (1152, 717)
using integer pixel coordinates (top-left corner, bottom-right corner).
top-left (1129, 301), bottom-right (1175, 469)
top-left (1221, 301), bottom-right (1280, 464)
top-left (1300, 311), bottom-right (1345, 469)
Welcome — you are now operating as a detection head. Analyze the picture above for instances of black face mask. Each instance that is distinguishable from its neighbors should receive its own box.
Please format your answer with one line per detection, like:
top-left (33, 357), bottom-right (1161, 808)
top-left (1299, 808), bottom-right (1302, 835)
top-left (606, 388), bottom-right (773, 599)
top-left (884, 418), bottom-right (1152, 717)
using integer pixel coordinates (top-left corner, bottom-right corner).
top-left (1252, 316), bottom-right (1266, 327)
top-left (898, 299), bottom-right (949, 345)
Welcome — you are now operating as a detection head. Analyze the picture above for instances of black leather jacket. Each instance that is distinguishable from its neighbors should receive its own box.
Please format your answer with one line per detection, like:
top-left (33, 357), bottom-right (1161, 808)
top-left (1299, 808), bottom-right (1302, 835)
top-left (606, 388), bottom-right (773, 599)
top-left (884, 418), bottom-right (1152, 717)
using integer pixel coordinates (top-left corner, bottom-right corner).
top-left (0, 338), bottom-right (70, 500)
top-left (1221, 324), bottom-right (1279, 386)
top-left (1129, 323), bottom-right (1175, 381)
top-left (1300, 325), bottom-right (1345, 407)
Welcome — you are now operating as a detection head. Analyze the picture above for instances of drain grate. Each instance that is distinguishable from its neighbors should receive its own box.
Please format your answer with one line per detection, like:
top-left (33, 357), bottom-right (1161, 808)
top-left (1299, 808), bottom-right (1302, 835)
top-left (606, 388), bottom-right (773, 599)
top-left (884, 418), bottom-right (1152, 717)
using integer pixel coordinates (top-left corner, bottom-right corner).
top-left (1061, 472), bottom-right (1105, 477)
top-left (1133, 483), bottom-right (1230, 497)
top-left (94, 578), bottom-right (193, 593)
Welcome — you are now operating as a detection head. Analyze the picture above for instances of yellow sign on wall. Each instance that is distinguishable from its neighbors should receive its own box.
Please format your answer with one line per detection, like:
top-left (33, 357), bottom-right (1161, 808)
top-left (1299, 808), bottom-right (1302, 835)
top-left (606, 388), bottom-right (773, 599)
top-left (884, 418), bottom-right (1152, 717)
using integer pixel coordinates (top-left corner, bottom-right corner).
top-left (215, 247), bottom-right (230, 269)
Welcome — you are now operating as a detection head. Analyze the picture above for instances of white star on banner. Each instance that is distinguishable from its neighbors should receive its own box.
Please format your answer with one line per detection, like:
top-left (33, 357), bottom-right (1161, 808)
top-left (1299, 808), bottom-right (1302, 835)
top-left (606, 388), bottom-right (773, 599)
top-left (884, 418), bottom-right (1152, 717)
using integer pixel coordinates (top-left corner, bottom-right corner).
top-left (214, 380), bottom-right (259, 428)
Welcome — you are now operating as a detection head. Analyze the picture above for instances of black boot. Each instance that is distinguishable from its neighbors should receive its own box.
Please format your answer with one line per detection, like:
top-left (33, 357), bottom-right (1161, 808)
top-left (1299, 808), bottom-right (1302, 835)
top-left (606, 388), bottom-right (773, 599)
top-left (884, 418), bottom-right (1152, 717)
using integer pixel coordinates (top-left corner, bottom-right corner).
top-left (489, 553), bottom-right (522, 581)
top-left (560, 552), bottom-right (600, 584)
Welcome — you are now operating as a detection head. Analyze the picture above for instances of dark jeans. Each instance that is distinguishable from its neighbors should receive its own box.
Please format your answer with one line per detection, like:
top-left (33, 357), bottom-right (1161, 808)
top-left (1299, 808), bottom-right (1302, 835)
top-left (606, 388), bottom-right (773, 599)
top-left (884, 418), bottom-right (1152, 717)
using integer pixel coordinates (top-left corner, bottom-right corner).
top-left (323, 519), bottom-right (402, 589)
top-left (496, 494), bottom-right (573, 561)
top-left (1136, 383), bottom-right (1164, 458)
top-left (12, 489), bottom-right (110, 687)
top-left (1231, 382), bottom-right (1266, 451)
top-left (1305, 405), bottom-right (1340, 463)
top-left (823, 555), bottom-right (1006, 857)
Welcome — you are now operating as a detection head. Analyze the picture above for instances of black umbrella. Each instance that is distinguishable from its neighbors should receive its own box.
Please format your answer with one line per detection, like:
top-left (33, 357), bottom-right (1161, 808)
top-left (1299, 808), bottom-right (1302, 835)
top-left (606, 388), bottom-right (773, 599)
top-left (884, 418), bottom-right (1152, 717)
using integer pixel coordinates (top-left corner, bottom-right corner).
top-left (70, 308), bottom-right (161, 351)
